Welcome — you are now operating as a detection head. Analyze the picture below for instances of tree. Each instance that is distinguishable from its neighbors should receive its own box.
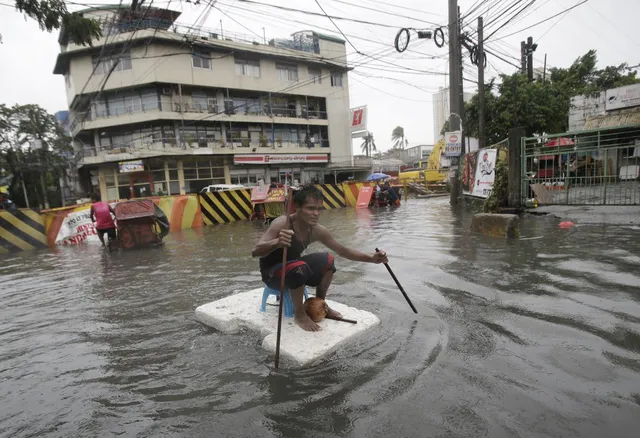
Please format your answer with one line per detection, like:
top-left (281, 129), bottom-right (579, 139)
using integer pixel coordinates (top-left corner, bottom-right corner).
top-left (0, 104), bottom-right (73, 208)
top-left (464, 50), bottom-right (640, 145)
top-left (9, 0), bottom-right (102, 46)
top-left (391, 126), bottom-right (408, 149)
top-left (360, 131), bottom-right (377, 157)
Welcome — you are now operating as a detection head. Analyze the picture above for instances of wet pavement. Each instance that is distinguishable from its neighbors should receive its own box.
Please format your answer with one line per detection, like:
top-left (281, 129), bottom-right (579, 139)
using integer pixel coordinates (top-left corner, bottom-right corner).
top-left (1, 198), bottom-right (640, 437)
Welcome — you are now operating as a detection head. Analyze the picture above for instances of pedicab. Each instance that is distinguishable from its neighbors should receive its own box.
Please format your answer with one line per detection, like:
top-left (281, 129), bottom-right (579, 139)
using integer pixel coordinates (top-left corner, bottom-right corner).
top-left (113, 199), bottom-right (170, 250)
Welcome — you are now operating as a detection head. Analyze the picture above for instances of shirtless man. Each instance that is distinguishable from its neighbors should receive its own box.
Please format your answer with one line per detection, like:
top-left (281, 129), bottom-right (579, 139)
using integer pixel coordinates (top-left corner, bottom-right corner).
top-left (251, 184), bottom-right (388, 331)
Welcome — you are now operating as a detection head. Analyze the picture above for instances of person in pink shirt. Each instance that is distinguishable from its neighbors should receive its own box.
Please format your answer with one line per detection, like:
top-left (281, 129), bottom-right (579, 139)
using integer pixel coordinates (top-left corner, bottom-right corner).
top-left (89, 193), bottom-right (116, 247)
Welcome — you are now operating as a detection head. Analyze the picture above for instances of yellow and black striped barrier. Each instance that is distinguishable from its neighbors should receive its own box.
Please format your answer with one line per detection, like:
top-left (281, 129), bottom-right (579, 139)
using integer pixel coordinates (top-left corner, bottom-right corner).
top-left (317, 184), bottom-right (346, 209)
top-left (199, 189), bottom-right (254, 225)
top-left (0, 209), bottom-right (48, 254)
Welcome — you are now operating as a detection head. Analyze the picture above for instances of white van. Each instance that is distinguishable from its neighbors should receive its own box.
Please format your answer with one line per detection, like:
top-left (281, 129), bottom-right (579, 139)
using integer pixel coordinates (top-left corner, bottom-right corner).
top-left (199, 184), bottom-right (245, 194)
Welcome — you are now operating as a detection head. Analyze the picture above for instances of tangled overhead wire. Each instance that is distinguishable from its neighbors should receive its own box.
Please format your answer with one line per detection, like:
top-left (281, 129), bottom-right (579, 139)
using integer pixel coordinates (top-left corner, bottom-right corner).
top-left (394, 26), bottom-right (445, 53)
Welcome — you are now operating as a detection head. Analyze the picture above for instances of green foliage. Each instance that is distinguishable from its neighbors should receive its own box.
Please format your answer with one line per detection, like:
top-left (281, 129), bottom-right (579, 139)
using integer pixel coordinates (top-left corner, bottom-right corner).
top-left (464, 50), bottom-right (640, 144)
top-left (13, 0), bottom-right (102, 46)
top-left (360, 131), bottom-right (376, 157)
top-left (483, 150), bottom-right (508, 213)
top-left (0, 104), bottom-right (72, 208)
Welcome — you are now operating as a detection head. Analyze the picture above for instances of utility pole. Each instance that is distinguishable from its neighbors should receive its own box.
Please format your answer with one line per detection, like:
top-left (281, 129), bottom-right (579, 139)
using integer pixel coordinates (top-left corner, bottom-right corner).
top-left (448, 0), bottom-right (461, 206)
top-left (520, 41), bottom-right (526, 74)
top-left (526, 36), bottom-right (534, 81)
top-left (543, 53), bottom-right (547, 84)
top-left (477, 16), bottom-right (485, 149)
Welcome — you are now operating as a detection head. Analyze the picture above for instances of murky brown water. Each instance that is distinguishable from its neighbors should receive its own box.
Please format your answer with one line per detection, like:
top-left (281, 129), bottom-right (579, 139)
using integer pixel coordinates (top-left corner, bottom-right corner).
top-left (1, 199), bottom-right (640, 437)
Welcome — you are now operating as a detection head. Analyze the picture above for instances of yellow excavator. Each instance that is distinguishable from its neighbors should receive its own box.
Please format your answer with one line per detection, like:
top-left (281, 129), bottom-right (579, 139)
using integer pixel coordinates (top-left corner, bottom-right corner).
top-left (398, 138), bottom-right (447, 183)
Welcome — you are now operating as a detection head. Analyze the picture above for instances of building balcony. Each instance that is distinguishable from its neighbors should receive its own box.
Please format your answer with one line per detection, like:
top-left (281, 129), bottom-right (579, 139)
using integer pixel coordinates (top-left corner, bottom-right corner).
top-left (70, 104), bottom-right (329, 136)
top-left (77, 138), bottom-right (330, 167)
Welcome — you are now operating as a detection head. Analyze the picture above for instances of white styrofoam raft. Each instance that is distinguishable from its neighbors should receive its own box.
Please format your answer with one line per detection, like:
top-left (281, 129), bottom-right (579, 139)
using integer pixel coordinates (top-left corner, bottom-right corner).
top-left (194, 288), bottom-right (381, 367)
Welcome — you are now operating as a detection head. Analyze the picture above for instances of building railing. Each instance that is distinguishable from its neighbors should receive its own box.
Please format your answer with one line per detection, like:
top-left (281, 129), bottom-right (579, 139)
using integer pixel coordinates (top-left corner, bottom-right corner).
top-left (79, 138), bottom-right (329, 161)
top-left (70, 101), bottom-right (328, 134)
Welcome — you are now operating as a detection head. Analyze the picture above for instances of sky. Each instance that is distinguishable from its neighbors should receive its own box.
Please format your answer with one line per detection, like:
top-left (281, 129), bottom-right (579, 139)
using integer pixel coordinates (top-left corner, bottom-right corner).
top-left (1, 0), bottom-right (639, 155)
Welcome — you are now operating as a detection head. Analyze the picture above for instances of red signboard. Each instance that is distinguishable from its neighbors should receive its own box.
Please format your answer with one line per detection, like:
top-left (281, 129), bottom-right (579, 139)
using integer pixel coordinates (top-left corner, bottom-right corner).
top-left (234, 154), bottom-right (329, 164)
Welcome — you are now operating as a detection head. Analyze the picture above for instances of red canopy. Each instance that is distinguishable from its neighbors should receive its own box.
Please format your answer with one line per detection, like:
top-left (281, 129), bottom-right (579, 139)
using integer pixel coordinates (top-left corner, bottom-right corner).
top-left (545, 137), bottom-right (574, 147)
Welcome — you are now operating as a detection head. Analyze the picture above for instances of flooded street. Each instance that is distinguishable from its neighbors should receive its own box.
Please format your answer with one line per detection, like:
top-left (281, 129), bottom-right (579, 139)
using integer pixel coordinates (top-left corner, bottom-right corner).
top-left (2, 198), bottom-right (640, 437)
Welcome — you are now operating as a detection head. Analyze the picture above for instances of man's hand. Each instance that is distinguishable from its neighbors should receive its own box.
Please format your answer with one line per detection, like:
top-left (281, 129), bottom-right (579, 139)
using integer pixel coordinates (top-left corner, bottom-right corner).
top-left (277, 229), bottom-right (294, 248)
top-left (372, 250), bottom-right (388, 264)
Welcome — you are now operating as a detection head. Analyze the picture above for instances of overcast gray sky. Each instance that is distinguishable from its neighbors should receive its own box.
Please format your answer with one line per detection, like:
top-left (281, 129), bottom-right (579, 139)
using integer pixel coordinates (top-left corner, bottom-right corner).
top-left (1, 0), bottom-right (639, 153)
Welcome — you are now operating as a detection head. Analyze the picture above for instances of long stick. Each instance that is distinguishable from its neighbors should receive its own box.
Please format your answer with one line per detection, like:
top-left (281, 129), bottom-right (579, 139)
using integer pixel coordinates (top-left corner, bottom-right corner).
top-left (274, 186), bottom-right (293, 369)
top-left (375, 248), bottom-right (418, 314)
top-left (326, 315), bottom-right (357, 324)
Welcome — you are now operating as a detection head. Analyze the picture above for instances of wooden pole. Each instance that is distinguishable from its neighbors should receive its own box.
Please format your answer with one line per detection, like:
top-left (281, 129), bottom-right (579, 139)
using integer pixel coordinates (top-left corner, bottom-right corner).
top-left (274, 186), bottom-right (292, 368)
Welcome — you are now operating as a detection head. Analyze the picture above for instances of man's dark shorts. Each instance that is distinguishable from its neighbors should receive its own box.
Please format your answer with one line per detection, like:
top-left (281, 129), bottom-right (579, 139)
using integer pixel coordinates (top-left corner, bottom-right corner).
top-left (262, 252), bottom-right (336, 290)
top-left (97, 227), bottom-right (117, 241)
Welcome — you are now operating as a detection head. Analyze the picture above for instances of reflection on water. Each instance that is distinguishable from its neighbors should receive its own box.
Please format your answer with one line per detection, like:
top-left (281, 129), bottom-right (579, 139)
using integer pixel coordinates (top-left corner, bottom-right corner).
top-left (1, 199), bottom-right (640, 437)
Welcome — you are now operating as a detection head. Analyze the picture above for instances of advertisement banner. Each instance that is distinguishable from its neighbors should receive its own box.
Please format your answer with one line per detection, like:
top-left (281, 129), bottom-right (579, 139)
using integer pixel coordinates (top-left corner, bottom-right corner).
top-left (234, 154), bottom-right (328, 164)
top-left (119, 160), bottom-right (144, 173)
top-left (471, 149), bottom-right (497, 198)
top-left (54, 207), bottom-right (100, 245)
top-left (461, 150), bottom-right (478, 196)
top-left (444, 131), bottom-right (462, 157)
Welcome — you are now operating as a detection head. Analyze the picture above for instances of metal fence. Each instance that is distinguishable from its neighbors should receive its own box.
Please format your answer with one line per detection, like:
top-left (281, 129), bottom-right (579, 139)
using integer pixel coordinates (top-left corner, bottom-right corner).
top-left (521, 125), bottom-right (640, 205)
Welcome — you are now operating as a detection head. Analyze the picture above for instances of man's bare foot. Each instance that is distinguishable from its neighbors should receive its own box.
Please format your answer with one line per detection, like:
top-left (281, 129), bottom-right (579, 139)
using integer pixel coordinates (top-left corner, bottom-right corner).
top-left (326, 307), bottom-right (342, 320)
top-left (294, 313), bottom-right (321, 332)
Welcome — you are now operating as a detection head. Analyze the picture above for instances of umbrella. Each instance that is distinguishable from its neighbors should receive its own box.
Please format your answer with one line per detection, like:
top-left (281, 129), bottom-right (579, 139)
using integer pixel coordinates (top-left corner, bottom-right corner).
top-left (545, 137), bottom-right (574, 147)
top-left (366, 172), bottom-right (391, 181)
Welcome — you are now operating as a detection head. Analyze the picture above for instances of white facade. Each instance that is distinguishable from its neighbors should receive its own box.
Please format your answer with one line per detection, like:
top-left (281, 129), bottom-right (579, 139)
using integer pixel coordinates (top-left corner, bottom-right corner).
top-left (54, 5), bottom-right (353, 199)
top-left (432, 87), bottom-right (473, 143)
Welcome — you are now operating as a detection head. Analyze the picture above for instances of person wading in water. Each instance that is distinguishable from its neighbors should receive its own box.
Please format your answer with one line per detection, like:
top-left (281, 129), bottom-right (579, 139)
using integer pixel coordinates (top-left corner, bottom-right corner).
top-left (252, 184), bottom-right (388, 332)
top-left (89, 193), bottom-right (117, 247)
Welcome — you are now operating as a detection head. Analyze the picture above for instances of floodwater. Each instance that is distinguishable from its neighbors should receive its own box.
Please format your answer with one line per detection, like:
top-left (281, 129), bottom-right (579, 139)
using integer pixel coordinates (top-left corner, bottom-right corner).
top-left (2, 199), bottom-right (640, 437)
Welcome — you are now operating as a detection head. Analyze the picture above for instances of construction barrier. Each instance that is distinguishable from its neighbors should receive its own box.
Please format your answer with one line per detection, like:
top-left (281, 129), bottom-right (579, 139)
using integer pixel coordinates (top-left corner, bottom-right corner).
top-left (155, 195), bottom-right (203, 232)
top-left (341, 182), bottom-right (375, 207)
top-left (317, 184), bottom-right (347, 209)
top-left (41, 195), bottom-right (203, 249)
top-left (0, 209), bottom-right (48, 254)
top-left (199, 189), bottom-right (253, 225)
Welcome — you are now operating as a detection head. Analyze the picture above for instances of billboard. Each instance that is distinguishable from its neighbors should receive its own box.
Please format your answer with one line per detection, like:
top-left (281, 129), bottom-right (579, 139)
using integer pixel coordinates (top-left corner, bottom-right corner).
top-left (444, 131), bottom-right (462, 157)
top-left (350, 105), bottom-right (367, 136)
top-left (605, 84), bottom-right (640, 111)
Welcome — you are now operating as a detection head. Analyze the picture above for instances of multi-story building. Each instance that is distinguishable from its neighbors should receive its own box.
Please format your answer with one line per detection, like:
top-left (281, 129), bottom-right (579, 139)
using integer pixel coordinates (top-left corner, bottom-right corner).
top-left (432, 87), bottom-right (473, 143)
top-left (53, 5), bottom-right (353, 200)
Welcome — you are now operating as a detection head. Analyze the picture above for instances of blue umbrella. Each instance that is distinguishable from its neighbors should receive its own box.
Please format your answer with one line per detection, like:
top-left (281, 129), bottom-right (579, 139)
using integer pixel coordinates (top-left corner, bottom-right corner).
top-left (366, 172), bottom-right (391, 181)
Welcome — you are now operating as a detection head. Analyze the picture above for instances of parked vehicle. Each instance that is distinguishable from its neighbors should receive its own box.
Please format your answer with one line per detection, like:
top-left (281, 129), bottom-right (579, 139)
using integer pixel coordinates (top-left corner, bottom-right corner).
top-left (200, 184), bottom-right (245, 194)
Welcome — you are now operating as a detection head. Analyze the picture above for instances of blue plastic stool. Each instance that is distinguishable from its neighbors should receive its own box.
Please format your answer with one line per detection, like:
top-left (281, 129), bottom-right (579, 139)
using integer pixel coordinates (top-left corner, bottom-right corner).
top-left (260, 284), bottom-right (309, 317)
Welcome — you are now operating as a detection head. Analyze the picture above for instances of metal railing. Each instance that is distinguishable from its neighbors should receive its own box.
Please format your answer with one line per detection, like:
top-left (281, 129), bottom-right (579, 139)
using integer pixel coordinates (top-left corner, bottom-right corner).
top-left (522, 125), bottom-right (640, 205)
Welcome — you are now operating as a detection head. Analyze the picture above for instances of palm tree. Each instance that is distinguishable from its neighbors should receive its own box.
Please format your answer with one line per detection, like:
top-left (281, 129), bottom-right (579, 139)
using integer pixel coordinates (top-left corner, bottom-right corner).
top-left (391, 126), bottom-right (408, 150)
top-left (360, 131), bottom-right (377, 157)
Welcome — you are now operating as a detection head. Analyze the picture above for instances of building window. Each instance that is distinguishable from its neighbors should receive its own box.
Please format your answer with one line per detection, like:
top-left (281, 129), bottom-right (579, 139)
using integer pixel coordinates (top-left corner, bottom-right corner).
top-left (309, 68), bottom-right (322, 84)
top-left (331, 72), bottom-right (343, 87)
top-left (192, 52), bottom-right (211, 69)
top-left (235, 59), bottom-right (260, 77)
top-left (92, 52), bottom-right (132, 75)
top-left (182, 158), bottom-right (225, 193)
top-left (276, 63), bottom-right (298, 82)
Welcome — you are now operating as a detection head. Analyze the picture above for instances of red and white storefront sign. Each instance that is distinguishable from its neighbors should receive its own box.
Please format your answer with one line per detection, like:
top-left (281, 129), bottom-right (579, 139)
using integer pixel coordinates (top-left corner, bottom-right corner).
top-left (234, 154), bottom-right (329, 165)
